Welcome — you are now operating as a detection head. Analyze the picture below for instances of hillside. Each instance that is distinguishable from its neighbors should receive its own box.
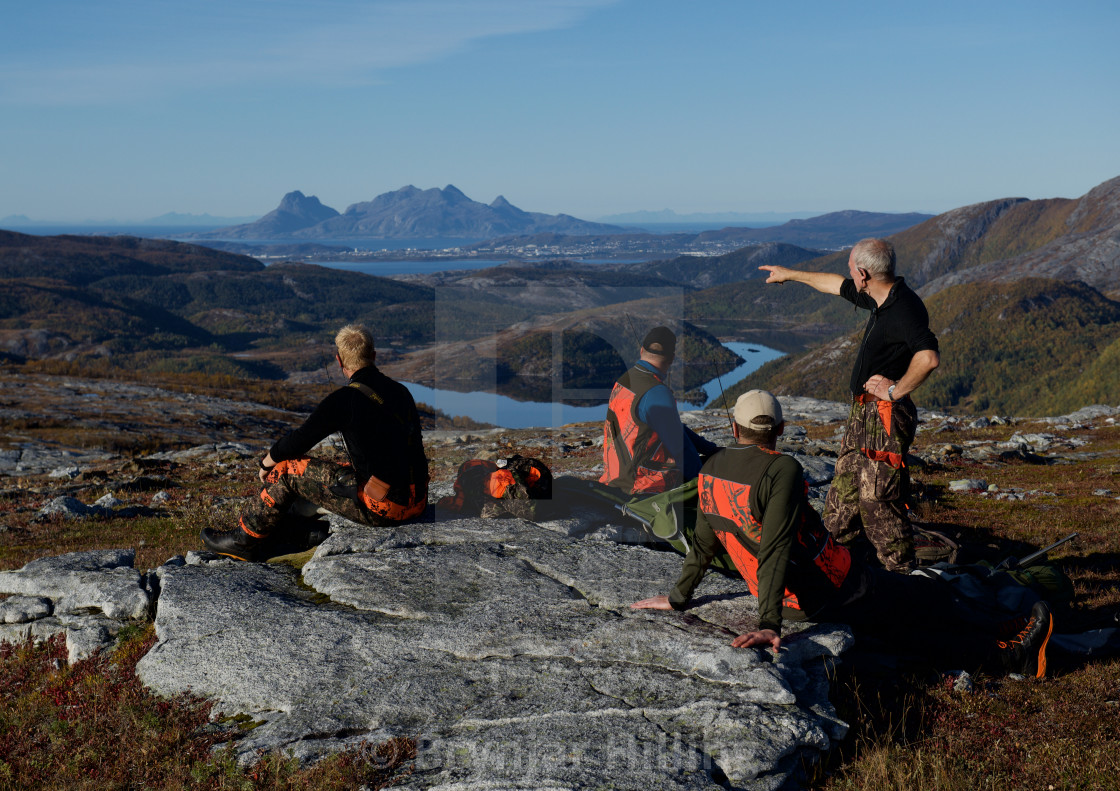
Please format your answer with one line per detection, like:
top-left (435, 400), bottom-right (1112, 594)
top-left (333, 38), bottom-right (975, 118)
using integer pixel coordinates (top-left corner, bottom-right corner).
top-left (465, 210), bottom-right (931, 259)
top-left (693, 210), bottom-right (934, 249)
top-left (6, 174), bottom-right (1120, 417)
top-left (2, 365), bottom-right (1118, 789)
top-left (719, 278), bottom-right (1120, 415)
top-left (627, 242), bottom-right (824, 289)
top-left (0, 230), bottom-right (262, 283)
top-left (0, 232), bottom-right (741, 398)
top-left (0, 231), bottom-right (446, 375)
top-left (380, 312), bottom-right (741, 405)
top-left (695, 174), bottom-right (1120, 413)
top-left (917, 175), bottom-right (1120, 300)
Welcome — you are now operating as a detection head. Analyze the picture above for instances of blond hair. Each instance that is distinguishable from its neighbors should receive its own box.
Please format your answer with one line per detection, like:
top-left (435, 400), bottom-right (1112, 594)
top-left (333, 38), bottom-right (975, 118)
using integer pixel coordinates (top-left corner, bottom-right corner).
top-left (335, 324), bottom-right (376, 370)
top-left (851, 238), bottom-right (896, 279)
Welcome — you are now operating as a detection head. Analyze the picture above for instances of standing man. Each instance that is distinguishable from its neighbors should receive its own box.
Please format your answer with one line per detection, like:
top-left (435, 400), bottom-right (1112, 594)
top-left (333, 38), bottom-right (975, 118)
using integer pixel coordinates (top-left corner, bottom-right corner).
top-left (201, 324), bottom-right (429, 561)
top-left (632, 390), bottom-right (1052, 679)
top-left (758, 238), bottom-right (939, 572)
top-left (600, 326), bottom-right (719, 495)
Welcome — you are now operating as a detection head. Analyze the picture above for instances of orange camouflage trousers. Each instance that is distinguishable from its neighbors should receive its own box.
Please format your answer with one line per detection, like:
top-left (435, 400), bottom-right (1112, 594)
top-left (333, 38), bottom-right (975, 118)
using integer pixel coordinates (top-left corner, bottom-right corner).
top-left (824, 396), bottom-right (917, 572)
top-left (240, 457), bottom-right (426, 537)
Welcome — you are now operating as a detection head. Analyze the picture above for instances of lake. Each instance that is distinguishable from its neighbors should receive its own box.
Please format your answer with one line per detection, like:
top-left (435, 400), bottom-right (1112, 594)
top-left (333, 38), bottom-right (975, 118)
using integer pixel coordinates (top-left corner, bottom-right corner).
top-left (404, 342), bottom-right (783, 429)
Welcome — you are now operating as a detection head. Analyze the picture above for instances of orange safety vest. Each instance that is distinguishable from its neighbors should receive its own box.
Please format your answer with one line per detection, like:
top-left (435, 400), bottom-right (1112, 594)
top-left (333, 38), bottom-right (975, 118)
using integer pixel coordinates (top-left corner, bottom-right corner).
top-left (697, 453), bottom-right (852, 614)
top-left (599, 365), bottom-right (681, 494)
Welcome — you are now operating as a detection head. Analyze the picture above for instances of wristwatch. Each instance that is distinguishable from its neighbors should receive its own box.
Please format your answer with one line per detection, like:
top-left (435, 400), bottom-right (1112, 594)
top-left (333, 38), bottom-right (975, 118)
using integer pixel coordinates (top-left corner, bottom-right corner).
top-left (887, 384), bottom-right (896, 401)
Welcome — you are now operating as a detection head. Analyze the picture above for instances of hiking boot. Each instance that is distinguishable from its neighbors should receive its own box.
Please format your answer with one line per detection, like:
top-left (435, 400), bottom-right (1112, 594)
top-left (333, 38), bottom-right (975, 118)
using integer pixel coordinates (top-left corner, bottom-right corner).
top-left (270, 514), bottom-right (331, 554)
top-left (995, 613), bottom-right (1030, 640)
top-left (997, 601), bottom-right (1053, 679)
top-left (200, 524), bottom-right (266, 562)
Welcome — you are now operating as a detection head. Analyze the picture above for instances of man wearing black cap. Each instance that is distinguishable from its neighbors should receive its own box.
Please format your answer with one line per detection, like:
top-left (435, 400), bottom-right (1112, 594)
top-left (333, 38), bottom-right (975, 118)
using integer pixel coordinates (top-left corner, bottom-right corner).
top-left (600, 326), bottom-right (719, 495)
top-left (632, 389), bottom-right (1053, 680)
top-left (759, 238), bottom-right (939, 572)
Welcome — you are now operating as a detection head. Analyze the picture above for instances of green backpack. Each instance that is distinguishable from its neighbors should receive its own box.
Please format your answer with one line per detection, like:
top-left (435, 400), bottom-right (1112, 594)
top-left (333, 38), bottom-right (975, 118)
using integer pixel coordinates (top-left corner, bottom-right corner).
top-left (621, 480), bottom-right (737, 575)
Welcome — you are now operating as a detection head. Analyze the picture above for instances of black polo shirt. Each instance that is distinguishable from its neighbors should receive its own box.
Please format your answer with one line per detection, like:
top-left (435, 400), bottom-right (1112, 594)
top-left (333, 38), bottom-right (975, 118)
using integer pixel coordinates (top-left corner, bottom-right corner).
top-left (840, 277), bottom-right (939, 396)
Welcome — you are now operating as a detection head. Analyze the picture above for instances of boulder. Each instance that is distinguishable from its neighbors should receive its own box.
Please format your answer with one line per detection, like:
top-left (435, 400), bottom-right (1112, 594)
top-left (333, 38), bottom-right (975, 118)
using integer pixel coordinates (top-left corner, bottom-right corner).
top-left (949, 479), bottom-right (987, 493)
top-left (0, 549), bottom-right (156, 661)
top-left (137, 518), bottom-right (851, 790)
top-left (0, 444), bottom-right (113, 477)
top-left (0, 594), bottom-right (52, 623)
top-left (36, 496), bottom-right (96, 519)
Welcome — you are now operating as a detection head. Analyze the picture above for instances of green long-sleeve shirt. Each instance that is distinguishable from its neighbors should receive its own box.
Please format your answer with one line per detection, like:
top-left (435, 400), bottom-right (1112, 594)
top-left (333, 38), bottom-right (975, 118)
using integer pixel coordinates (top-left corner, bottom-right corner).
top-left (669, 444), bottom-right (862, 634)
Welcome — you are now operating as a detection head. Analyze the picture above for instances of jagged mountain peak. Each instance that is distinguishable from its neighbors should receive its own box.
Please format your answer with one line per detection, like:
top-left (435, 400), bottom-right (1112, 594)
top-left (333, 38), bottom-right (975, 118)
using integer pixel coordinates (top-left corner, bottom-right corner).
top-left (276, 190), bottom-right (336, 218)
top-left (278, 189), bottom-right (307, 204)
top-left (441, 184), bottom-right (469, 202)
top-left (1068, 173), bottom-right (1120, 232)
top-left (284, 185), bottom-right (622, 240)
top-left (194, 185), bottom-right (611, 240)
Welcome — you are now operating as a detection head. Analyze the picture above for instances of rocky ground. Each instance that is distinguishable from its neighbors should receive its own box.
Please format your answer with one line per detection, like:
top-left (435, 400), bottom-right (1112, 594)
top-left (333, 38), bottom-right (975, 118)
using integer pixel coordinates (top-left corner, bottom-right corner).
top-left (2, 369), bottom-right (1119, 789)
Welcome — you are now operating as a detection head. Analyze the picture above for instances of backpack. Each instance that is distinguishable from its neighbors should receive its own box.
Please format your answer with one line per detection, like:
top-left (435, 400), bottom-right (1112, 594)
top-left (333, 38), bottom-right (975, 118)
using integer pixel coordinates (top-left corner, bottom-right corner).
top-left (913, 527), bottom-right (960, 566)
top-left (621, 479), bottom-right (737, 574)
top-left (437, 455), bottom-right (553, 520)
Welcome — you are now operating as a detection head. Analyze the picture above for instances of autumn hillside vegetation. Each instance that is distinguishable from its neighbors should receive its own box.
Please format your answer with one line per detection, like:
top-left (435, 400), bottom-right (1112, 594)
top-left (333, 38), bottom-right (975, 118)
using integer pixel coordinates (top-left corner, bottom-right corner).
top-left (720, 276), bottom-right (1120, 415)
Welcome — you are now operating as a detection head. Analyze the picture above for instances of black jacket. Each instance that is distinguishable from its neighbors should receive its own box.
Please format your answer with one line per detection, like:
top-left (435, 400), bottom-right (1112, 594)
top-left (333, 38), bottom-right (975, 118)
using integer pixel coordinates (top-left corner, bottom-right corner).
top-left (269, 365), bottom-right (428, 491)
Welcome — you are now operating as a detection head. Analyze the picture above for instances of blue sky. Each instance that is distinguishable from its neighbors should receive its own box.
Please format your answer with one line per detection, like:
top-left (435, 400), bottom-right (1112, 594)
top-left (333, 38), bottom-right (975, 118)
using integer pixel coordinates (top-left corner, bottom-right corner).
top-left (2, 0), bottom-right (1118, 222)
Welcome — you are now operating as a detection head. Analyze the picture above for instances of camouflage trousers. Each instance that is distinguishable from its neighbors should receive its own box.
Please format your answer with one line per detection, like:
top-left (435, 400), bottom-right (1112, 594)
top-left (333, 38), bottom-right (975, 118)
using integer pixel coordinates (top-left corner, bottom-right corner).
top-left (824, 396), bottom-right (917, 572)
top-left (240, 457), bottom-right (424, 537)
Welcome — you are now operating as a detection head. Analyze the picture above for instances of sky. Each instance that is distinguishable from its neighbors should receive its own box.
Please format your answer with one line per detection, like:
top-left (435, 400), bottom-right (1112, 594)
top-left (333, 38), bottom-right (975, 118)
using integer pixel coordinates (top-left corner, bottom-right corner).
top-left (2, 0), bottom-right (1119, 223)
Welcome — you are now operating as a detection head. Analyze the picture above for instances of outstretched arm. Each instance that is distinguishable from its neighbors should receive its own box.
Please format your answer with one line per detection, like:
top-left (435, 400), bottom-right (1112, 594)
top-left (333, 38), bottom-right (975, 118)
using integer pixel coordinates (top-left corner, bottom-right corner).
top-left (758, 265), bottom-right (845, 295)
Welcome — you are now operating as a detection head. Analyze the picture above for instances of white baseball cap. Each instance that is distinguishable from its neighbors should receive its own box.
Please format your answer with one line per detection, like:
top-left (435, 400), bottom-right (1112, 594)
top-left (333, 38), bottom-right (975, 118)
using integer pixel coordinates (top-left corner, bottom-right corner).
top-left (733, 389), bottom-right (784, 430)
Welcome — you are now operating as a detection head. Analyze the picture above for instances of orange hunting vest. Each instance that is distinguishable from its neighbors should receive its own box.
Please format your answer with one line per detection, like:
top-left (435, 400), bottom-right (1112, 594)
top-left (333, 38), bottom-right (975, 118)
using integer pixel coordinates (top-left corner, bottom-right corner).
top-left (698, 451), bottom-right (852, 614)
top-left (599, 365), bottom-right (681, 494)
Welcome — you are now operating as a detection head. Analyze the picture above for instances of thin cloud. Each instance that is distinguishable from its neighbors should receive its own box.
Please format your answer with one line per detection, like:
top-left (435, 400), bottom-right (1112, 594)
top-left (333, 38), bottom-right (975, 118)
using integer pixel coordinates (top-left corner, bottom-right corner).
top-left (0, 0), bottom-right (617, 105)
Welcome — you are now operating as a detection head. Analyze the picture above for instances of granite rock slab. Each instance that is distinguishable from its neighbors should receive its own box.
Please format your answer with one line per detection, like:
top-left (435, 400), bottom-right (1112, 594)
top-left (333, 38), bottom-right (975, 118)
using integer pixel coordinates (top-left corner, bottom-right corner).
top-left (0, 549), bottom-right (153, 661)
top-left (137, 518), bottom-right (850, 790)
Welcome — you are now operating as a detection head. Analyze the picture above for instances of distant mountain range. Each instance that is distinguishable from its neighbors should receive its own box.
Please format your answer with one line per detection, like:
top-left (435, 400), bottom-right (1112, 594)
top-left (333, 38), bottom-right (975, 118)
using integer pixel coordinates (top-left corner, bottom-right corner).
top-left (3, 191), bottom-right (931, 249)
top-left (467, 210), bottom-right (935, 253)
top-left (141, 212), bottom-right (261, 226)
top-left (597, 208), bottom-right (819, 225)
top-left (189, 186), bottom-right (625, 241)
top-left (692, 210), bottom-right (935, 249)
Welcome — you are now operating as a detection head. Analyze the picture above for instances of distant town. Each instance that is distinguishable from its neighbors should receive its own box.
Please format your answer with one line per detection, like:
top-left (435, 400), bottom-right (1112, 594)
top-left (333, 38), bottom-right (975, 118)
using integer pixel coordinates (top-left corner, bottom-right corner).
top-left (301, 235), bottom-right (768, 263)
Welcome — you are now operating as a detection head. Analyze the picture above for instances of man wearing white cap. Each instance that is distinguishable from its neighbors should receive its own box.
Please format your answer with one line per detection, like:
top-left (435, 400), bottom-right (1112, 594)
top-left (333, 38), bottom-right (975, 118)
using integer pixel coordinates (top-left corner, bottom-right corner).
top-left (632, 389), bottom-right (1053, 678)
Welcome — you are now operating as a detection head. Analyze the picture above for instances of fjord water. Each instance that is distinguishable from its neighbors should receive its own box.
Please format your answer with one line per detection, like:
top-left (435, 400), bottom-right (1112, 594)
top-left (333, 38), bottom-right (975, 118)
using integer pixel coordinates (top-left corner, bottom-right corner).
top-left (404, 342), bottom-right (783, 429)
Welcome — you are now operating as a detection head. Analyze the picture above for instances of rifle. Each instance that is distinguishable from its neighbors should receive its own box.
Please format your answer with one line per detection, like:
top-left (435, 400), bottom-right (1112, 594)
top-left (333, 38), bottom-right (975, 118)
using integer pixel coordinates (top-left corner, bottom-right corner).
top-left (995, 532), bottom-right (1079, 571)
top-left (714, 368), bottom-right (734, 434)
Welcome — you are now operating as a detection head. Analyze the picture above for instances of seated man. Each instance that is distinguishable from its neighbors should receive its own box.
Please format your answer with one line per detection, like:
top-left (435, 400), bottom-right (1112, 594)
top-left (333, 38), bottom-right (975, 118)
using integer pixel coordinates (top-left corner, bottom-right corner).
top-left (202, 324), bottom-right (429, 561)
top-left (632, 389), bottom-right (1054, 678)
top-left (600, 326), bottom-right (719, 495)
